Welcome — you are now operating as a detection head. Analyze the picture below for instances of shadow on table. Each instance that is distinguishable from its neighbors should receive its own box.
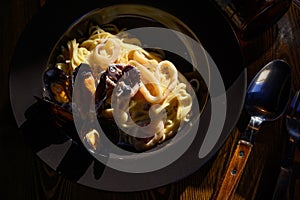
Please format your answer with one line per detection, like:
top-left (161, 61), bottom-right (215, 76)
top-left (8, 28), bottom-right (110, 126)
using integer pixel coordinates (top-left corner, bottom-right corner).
top-left (19, 100), bottom-right (106, 182)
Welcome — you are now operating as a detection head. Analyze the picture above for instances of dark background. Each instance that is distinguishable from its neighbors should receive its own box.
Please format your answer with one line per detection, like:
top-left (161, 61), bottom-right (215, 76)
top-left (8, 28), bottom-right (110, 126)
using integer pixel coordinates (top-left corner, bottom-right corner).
top-left (1, 0), bottom-right (300, 199)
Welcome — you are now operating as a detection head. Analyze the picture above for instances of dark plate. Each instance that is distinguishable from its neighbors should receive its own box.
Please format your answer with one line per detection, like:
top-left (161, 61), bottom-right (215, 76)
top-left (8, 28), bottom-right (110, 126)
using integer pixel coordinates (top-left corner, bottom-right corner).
top-left (9, 0), bottom-right (246, 192)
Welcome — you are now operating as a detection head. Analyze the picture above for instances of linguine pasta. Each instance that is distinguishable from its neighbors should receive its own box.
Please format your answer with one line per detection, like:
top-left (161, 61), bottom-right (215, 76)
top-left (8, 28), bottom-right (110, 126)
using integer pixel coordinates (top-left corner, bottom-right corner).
top-left (53, 25), bottom-right (193, 151)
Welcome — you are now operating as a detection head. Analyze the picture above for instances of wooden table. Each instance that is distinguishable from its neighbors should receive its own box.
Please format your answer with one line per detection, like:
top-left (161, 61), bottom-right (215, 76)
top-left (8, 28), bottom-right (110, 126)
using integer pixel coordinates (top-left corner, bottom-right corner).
top-left (1, 0), bottom-right (300, 199)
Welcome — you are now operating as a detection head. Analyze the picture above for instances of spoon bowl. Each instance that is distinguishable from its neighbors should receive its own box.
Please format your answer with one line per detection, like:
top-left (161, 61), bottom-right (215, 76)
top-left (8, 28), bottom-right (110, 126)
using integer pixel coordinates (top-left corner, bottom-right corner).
top-left (245, 59), bottom-right (292, 121)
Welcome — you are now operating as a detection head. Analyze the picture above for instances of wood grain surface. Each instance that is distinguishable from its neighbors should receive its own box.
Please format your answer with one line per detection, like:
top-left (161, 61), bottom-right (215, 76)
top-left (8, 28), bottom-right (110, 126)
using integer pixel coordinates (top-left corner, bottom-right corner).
top-left (1, 0), bottom-right (300, 199)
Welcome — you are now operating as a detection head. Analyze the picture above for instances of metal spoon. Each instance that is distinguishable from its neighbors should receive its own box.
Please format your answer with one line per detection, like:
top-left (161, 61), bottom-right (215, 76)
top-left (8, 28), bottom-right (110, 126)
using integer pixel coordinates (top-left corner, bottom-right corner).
top-left (212, 59), bottom-right (291, 200)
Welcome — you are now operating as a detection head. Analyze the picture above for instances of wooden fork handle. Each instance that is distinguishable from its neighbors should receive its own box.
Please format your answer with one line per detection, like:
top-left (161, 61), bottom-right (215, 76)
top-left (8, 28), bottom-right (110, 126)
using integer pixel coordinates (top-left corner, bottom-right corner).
top-left (212, 140), bottom-right (253, 200)
top-left (272, 166), bottom-right (292, 200)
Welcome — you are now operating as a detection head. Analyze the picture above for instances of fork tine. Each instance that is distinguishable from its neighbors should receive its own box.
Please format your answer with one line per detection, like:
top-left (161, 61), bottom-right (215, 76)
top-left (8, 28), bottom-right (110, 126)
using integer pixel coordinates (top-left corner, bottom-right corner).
top-left (295, 92), bottom-right (300, 119)
top-left (287, 90), bottom-right (300, 118)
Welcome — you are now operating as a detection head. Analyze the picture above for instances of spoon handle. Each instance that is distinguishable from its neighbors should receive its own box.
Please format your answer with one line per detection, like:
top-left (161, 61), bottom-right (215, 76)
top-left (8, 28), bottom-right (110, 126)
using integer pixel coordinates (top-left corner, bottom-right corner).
top-left (212, 140), bottom-right (253, 200)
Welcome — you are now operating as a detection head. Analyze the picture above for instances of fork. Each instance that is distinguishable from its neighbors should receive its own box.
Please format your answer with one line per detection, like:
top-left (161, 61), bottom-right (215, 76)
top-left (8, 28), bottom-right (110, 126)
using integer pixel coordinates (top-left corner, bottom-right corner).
top-left (272, 90), bottom-right (300, 200)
